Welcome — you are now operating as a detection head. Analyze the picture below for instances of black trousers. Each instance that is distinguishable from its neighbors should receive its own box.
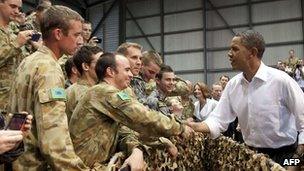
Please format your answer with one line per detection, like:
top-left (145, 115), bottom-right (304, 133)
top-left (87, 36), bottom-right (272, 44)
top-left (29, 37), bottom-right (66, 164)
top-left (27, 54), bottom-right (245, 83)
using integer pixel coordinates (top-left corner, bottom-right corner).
top-left (248, 143), bottom-right (297, 166)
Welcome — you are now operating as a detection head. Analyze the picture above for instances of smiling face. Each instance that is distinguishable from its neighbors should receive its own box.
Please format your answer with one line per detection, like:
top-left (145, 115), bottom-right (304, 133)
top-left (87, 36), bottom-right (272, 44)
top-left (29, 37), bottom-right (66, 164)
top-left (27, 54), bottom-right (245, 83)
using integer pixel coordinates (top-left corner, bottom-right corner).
top-left (193, 84), bottom-right (203, 99)
top-left (227, 36), bottom-right (251, 72)
top-left (156, 72), bottom-right (175, 94)
top-left (113, 55), bottom-right (133, 90)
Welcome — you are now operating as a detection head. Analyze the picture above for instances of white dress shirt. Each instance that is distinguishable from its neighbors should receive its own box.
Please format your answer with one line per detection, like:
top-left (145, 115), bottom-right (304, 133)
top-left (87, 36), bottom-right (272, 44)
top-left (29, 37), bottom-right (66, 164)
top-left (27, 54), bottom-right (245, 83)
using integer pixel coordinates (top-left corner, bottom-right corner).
top-left (204, 62), bottom-right (304, 148)
top-left (194, 99), bottom-right (218, 121)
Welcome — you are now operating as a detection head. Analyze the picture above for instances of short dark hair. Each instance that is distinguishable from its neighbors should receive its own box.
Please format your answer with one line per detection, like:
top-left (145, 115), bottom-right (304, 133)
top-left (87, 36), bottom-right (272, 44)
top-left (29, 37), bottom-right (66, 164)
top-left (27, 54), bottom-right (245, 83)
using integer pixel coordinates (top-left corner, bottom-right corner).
top-left (72, 45), bottom-right (103, 75)
top-left (65, 57), bottom-right (74, 79)
top-left (235, 30), bottom-right (265, 59)
top-left (95, 53), bottom-right (116, 83)
top-left (156, 64), bottom-right (174, 80)
top-left (219, 75), bottom-right (230, 81)
top-left (40, 5), bottom-right (83, 39)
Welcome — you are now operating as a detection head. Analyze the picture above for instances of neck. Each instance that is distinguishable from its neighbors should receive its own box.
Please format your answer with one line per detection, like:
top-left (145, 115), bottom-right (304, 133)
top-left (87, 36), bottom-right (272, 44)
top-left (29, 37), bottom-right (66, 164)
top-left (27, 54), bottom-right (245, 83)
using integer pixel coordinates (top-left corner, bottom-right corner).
top-left (243, 60), bottom-right (261, 82)
top-left (104, 78), bottom-right (121, 90)
top-left (0, 16), bottom-right (9, 28)
top-left (81, 74), bottom-right (96, 86)
top-left (44, 40), bottom-right (63, 60)
top-left (199, 97), bottom-right (206, 105)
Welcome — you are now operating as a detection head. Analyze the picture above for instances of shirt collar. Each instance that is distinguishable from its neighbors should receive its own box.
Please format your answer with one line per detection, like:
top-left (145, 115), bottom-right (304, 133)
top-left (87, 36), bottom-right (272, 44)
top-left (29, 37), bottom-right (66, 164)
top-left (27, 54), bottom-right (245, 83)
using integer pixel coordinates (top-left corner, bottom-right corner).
top-left (241, 62), bottom-right (268, 84)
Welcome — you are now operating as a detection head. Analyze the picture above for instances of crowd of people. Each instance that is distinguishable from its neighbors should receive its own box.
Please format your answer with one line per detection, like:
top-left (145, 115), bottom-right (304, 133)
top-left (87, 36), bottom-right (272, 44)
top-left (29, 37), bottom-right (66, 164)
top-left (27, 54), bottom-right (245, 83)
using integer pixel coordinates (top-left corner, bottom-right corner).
top-left (0, 0), bottom-right (303, 170)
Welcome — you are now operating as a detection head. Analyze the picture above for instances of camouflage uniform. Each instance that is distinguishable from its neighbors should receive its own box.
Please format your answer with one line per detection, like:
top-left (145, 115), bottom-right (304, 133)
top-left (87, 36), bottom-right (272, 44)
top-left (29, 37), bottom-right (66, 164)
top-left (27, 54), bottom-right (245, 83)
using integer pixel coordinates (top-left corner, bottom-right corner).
top-left (66, 79), bottom-right (90, 121)
top-left (69, 82), bottom-right (184, 168)
top-left (181, 98), bottom-right (194, 119)
top-left (146, 89), bottom-right (171, 116)
top-left (145, 80), bottom-right (156, 96)
top-left (130, 74), bottom-right (147, 104)
top-left (58, 54), bottom-right (70, 80)
top-left (9, 46), bottom-right (94, 171)
top-left (0, 26), bottom-right (23, 111)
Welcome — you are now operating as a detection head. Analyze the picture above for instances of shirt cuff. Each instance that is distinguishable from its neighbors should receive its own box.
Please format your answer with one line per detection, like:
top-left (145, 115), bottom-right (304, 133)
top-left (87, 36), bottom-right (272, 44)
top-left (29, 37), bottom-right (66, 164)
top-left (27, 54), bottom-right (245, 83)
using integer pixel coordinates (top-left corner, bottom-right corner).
top-left (204, 118), bottom-right (221, 139)
top-left (298, 131), bottom-right (304, 145)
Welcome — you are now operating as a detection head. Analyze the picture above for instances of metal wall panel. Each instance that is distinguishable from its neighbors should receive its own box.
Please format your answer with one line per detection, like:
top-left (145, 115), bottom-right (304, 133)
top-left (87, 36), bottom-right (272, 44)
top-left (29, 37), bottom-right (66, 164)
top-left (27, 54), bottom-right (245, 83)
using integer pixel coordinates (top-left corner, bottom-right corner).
top-left (164, 53), bottom-right (205, 71)
top-left (164, 0), bottom-right (202, 13)
top-left (253, 21), bottom-right (303, 43)
top-left (252, 0), bottom-right (301, 22)
top-left (164, 31), bottom-right (203, 51)
top-left (104, 2), bottom-right (119, 52)
top-left (207, 51), bottom-right (231, 69)
top-left (164, 11), bottom-right (203, 32)
top-left (126, 0), bottom-right (159, 17)
top-left (211, 0), bottom-right (246, 6)
top-left (126, 36), bottom-right (161, 52)
top-left (177, 73), bottom-right (205, 83)
top-left (207, 6), bottom-right (248, 27)
top-left (88, 3), bottom-right (104, 49)
top-left (126, 17), bottom-right (160, 36)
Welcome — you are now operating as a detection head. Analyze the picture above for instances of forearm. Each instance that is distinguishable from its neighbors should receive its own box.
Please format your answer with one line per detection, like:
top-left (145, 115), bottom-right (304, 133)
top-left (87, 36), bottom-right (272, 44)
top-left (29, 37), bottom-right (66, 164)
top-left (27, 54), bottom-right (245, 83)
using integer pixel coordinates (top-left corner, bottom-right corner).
top-left (188, 121), bottom-right (211, 133)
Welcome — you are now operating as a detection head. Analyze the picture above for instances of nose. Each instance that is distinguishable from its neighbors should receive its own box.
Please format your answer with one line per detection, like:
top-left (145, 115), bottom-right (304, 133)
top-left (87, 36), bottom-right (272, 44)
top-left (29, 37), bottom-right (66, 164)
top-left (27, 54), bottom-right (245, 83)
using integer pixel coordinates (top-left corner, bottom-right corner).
top-left (128, 70), bottom-right (133, 79)
top-left (228, 50), bottom-right (232, 58)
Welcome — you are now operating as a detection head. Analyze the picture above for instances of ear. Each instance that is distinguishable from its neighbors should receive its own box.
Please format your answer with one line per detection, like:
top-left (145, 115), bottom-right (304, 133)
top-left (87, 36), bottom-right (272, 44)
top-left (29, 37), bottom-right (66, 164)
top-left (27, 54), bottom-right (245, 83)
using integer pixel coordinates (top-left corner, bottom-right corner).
top-left (71, 66), bottom-right (79, 75)
top-left (82, 63), bottom-right (89, 72)
top-left (106, 67), bottom-right (115, 77)
top-left (53, 28), bottom-right (62, 41)
top-left (250, 47), bottom-right (258, 58)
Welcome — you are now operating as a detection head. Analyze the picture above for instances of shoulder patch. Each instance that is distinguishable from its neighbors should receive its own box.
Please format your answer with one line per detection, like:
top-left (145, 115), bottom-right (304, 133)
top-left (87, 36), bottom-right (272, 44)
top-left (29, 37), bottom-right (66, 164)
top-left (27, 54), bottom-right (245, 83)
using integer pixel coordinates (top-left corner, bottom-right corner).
top-left (50, 87), bottom-right (66, 100)
top-left (117, 91), bottom-right (130, 101)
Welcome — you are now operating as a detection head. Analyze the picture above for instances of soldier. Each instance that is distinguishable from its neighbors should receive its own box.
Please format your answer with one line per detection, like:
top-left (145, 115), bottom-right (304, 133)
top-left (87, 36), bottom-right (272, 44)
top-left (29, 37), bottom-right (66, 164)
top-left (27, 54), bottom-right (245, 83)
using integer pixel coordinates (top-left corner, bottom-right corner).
top-left (9, 5), bottom-right (100, 170)
top-left (82, 21), bottom-right (98, 46)
top-left (116, 42), bottom-right (146, 103)
top-left (146, 65), bottom-right (175, 116)
top-left (69, 53), bottom-right (193, 169)
top-left (66, 45), bottom-right (103, 120)
top-left (187, 30), bottom-right (304, 167)
top-left (0, 0), bottom-right (34, 111)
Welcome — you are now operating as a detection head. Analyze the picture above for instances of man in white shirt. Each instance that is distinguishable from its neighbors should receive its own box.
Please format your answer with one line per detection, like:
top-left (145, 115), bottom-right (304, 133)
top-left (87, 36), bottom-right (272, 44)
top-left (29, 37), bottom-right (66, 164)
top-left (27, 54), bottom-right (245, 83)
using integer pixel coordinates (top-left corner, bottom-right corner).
top-left (187, 30), bottom-right (304, 166)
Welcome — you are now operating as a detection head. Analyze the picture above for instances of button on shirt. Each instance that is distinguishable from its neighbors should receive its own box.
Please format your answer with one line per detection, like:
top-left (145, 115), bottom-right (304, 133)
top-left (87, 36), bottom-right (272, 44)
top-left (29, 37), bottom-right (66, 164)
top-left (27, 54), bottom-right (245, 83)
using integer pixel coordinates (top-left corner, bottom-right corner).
top-left (204, 62), bottom-right (304, 148)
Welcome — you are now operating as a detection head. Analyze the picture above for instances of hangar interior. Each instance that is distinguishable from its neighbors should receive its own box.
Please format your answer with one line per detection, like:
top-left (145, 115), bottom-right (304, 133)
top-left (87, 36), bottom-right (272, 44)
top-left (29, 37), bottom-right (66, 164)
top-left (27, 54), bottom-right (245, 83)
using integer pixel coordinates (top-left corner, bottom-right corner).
top-left (22, 0), bottom-right (304, 85)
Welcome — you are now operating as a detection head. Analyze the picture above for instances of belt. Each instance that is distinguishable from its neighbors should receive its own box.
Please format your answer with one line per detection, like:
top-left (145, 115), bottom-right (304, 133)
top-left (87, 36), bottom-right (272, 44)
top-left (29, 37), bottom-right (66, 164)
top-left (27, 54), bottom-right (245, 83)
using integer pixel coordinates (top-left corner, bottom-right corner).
top-left (248, 143), bottom-right (297, 155)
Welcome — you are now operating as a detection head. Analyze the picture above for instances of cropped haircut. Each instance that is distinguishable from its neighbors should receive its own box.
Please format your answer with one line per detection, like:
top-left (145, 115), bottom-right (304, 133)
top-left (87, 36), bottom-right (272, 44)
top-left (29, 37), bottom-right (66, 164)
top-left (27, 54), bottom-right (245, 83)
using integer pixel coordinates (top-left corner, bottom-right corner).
top-left (40, 5), bottom-right (83, 40)
top-left (116, 42), bottom-right (143, 56)
top-left (156, 64), bottom-right (174, 80)
top-left (95, 53), bottom-right (117, 83)
top-left (73, 45), bottom-right (103, 75)
top-left (142, 50), bottom-right (163, 67)
top-left (235, 30), bottom-right (265, 59)
top-left (194, 82), bottom-right (211, 99)
top-left (65, 57), bottom-right (75, 79)
top-left (219, 75), bottom-right (230, 81)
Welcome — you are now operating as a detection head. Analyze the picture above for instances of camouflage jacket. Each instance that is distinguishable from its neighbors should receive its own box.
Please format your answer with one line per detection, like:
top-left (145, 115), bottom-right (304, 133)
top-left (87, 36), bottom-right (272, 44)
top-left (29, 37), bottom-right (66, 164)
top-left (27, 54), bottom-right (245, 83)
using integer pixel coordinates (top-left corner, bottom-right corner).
top-left (69, 82), bottom-right (183, 167)
top-left (146, 89), bottom-right (171, 116)
top-left (9, 46), bottom-right (93, 171)
top-left (130, 74), bottom-right (148, 104)
top-left (66, 79), bottom-right (91, 121)
top-left (0, 26), bottom-right (23, 111)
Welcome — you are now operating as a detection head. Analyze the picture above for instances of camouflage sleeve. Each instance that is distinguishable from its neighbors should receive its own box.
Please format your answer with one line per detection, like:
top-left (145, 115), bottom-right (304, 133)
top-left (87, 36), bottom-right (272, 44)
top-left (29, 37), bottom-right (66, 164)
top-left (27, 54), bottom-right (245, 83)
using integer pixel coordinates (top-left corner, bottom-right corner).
top-left (169, 77), bottom-right (191, 97)
top-left (34, 66), bottom-right (90, 171)
top-left (0, 31), bottom-right (22, 68)
top-left (103, 91), bottom-right (184, 138)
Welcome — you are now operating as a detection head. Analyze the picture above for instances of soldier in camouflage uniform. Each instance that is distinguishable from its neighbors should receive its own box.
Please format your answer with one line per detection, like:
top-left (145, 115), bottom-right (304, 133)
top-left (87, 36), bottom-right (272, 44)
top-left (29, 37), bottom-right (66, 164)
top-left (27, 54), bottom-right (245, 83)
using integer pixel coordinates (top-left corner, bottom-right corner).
top-left (116, 42), bottom-right (146, 103)
top-left (66, 45), bottom-right (103, 120)
top-left (0, 0), bottom-right (34, 111)
top-left (69, 53), bottom-right (193, 169)
top-left (147, 65), bottom-right (175, 116)
top-left (9, 5), bottom-right (101, 170)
